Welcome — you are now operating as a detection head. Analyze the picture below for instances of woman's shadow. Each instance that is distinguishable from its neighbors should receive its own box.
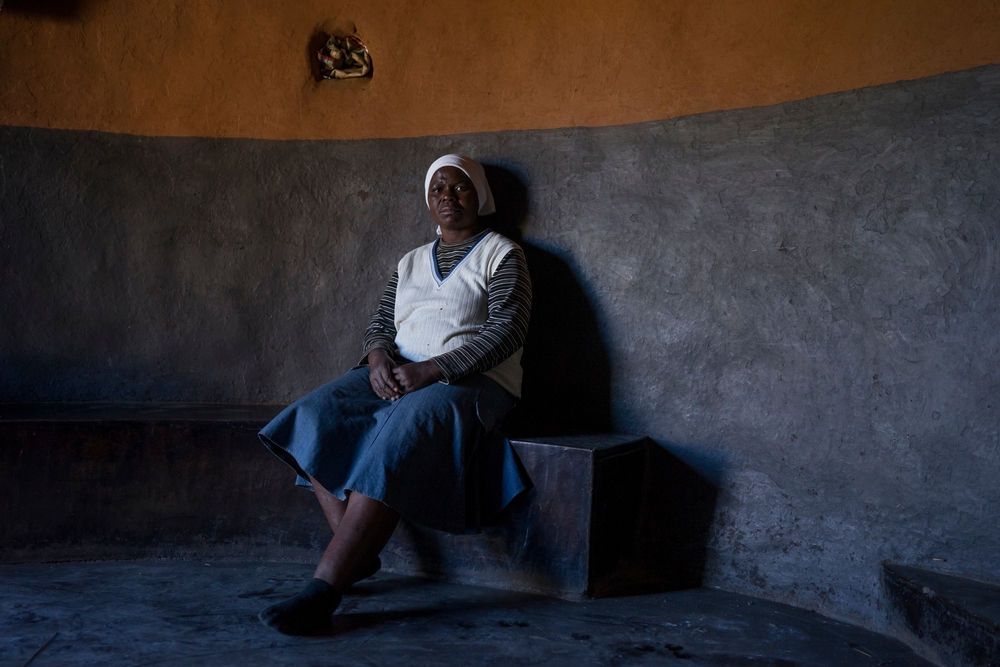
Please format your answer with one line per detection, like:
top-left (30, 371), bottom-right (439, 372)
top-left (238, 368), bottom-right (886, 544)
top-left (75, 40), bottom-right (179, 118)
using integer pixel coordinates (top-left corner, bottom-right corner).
top-left (482, 165), bottom-right (717, 591)
top-left (482, 164), bottom-right (612, 437)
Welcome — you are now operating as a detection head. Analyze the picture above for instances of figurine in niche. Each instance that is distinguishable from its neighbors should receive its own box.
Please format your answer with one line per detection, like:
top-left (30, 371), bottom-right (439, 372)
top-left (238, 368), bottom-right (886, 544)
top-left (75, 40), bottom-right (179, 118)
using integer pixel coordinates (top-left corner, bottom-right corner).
top-left (317, 35), bottom-right (372, 79)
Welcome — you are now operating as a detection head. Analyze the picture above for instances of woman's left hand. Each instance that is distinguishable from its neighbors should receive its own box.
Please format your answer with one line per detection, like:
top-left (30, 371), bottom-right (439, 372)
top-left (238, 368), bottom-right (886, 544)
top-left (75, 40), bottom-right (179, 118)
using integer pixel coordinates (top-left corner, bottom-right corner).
top-left (391, 360), bottom-right (444, 395)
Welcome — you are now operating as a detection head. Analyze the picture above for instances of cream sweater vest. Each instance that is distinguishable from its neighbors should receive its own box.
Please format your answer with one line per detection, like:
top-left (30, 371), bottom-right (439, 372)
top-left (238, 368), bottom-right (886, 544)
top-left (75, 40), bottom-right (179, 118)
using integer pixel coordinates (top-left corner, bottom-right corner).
top-left (394, 231), bottom-right (524, 397)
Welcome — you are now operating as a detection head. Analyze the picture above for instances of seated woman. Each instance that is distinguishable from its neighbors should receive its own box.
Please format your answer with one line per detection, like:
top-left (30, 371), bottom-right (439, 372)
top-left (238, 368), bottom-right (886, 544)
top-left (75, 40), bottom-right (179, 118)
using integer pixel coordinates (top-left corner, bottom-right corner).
top-left (256, 155), bottom-right (532, 635)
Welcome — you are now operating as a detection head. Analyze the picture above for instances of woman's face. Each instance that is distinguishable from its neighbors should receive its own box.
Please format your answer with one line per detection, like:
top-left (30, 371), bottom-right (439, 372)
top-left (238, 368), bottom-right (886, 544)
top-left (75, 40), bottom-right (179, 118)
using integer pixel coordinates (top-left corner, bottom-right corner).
top-left (428, 167), bottom-right (480, 232)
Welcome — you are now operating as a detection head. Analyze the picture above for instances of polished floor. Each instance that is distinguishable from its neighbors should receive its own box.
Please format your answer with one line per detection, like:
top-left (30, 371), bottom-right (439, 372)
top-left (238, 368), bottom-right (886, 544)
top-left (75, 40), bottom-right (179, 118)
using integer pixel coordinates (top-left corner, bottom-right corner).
top-left (1, 560), bottom-right (932, 666)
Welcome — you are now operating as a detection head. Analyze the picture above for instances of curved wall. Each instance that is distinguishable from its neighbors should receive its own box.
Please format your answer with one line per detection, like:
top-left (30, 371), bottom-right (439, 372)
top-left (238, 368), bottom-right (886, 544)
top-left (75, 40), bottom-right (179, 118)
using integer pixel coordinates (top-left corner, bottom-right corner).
top-left (2, 0), bottom-right (1000, 139)
top-left (2, 66), bottom-right (999, 630)
top-left (3, 0), bottom-right (1000, 636)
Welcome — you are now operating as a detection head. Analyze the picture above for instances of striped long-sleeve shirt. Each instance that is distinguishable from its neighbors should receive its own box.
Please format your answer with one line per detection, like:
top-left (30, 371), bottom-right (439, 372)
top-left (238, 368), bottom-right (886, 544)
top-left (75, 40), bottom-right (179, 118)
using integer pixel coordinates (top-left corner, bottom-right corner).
top-left (362, 230), bottom-right (532, 383)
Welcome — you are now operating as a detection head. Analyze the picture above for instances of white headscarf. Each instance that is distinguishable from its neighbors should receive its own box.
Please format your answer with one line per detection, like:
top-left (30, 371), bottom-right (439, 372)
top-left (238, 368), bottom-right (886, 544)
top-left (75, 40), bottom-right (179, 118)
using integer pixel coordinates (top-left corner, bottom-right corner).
top-left (424, 154), bottom-right (496, 216)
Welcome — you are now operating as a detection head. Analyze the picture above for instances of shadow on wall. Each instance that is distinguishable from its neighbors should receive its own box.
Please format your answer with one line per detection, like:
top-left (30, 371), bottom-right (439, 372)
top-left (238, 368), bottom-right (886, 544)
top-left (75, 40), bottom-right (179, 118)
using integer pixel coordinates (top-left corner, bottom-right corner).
top-left (482, 164), bottom-right (613, 437)
top-left (482, 164), bottom-right (720, 591)
top-left (307, 30), bottom-right (329, 83)
top-left (640, 442), bottom-right (720, 590)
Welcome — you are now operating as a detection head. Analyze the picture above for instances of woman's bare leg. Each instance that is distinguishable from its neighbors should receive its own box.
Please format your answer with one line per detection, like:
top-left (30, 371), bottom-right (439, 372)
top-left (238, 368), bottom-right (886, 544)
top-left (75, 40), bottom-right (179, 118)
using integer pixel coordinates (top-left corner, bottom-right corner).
top-left (307, 475), bottom-right (384, 583)
top-left (308, 474), bottom-right (347, 532)
top-left (259, 486), bottom-right (399, 635)
top-left (312, 491), bottom-right (399, 592)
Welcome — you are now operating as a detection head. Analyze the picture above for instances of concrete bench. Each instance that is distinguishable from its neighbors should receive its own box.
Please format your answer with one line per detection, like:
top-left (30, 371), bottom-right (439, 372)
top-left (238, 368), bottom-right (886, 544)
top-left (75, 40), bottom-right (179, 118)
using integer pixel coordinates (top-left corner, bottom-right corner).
top-left (0, 404), bottom-right (699, 599)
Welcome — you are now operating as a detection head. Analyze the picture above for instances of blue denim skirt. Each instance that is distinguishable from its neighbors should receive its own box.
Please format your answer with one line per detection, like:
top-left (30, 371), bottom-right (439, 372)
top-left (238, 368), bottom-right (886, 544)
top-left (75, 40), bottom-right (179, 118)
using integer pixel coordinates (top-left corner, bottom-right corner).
top-left (258, 366), bottom-right (531, 534)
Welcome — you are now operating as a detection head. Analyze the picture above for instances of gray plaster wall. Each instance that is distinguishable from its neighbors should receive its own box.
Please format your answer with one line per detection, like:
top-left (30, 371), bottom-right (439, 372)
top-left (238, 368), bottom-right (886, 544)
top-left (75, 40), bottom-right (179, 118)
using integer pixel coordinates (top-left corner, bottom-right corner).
top-left (2, 65), bottom-right (999, 630)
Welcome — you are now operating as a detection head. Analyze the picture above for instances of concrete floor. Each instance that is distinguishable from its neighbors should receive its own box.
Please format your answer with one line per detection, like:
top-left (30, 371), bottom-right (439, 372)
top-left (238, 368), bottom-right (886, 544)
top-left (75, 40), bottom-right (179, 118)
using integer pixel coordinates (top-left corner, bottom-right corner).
top-left (1, 561), bottom-right (932, 666)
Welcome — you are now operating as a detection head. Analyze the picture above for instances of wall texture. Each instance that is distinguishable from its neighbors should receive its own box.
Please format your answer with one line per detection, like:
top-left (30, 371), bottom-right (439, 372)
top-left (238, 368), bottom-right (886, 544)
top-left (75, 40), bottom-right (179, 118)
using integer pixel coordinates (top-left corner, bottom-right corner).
top-left (2, 65), bottom-right (999, 630)
top-left (2, 0), bottom-right (1000, 140)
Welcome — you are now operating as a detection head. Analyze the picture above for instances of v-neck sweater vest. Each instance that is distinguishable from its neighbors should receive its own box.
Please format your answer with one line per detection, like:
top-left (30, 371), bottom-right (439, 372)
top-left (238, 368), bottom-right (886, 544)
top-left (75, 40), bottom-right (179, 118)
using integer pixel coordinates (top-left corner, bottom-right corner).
top-left (394, 231), bottom-right (523, 397)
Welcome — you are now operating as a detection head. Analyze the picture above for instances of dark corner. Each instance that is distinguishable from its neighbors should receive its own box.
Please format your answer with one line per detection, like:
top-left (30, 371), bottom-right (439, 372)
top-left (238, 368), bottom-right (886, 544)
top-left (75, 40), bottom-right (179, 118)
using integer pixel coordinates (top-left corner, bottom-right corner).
top-left (3, 0), bottom-right (88, 18)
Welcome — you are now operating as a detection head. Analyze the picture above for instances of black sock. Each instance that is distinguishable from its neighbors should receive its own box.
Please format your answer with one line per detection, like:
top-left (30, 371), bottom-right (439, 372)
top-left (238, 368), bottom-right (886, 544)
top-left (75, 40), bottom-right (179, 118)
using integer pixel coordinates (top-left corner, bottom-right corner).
top-left (258, 578), bottom-right (342, 635)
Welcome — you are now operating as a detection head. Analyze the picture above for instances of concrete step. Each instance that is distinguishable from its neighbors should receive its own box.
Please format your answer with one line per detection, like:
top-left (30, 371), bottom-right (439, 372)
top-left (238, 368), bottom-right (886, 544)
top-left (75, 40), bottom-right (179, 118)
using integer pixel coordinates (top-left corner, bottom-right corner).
top-left (884, 563), bottom-right (1000, 667)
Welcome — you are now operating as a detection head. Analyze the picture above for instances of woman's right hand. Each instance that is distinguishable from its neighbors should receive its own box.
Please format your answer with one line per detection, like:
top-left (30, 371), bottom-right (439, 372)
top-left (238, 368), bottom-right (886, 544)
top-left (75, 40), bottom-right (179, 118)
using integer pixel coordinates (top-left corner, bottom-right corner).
top-left (368, 348), bottom-right (402, 401)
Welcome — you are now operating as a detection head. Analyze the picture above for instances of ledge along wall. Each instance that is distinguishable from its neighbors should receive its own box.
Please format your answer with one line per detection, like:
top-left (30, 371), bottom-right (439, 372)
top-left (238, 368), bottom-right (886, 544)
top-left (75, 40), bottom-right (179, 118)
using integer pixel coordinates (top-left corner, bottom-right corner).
top-left (3, 64), bottom-right (999, 631)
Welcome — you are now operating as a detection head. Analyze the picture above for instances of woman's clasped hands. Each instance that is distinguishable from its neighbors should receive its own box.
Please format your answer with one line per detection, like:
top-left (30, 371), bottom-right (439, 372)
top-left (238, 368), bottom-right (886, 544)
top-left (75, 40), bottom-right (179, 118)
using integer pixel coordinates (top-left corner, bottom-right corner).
top-left (367, 348), bottom-right (444, 401)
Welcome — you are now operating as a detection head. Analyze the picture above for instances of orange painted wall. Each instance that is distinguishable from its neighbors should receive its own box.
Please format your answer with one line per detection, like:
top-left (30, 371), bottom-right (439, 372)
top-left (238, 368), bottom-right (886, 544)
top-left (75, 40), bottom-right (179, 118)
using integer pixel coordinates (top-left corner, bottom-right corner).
top-left (2, 0), bottom-right (999, 140)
